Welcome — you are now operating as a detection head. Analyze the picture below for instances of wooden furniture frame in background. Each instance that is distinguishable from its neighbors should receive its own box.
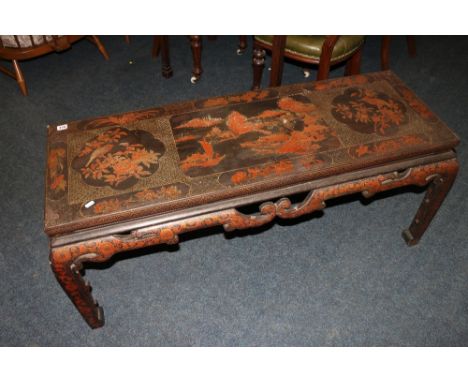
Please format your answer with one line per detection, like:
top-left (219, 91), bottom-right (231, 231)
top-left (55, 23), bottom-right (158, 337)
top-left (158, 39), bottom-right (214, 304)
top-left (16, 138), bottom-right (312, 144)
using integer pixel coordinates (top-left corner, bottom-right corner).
top-left (0, 35), bottom-right (108, 95)
top-left (252, 35), bottom-right (363, 90)
top-left (189, 35), bottom-right (248, 83)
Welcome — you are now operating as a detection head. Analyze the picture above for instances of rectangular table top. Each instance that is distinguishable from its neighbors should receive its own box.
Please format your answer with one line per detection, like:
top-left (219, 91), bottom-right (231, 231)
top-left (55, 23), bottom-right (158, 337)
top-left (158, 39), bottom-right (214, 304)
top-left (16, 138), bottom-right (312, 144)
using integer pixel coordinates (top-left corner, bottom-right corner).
top-left (45, 71), bottom-right (460, 236)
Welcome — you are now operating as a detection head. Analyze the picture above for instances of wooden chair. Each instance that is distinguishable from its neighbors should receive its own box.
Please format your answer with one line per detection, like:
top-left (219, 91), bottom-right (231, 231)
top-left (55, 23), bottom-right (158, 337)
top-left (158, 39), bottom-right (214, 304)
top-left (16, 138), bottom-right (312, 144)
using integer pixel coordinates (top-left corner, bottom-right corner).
top-left (189, 36), bottom-right (248, 83)
top-left (381, 36), bottom-right (416, 70)
top-left (0, 35), bottom-right (109, 95)
top-left (251, 35), bottom-right (365, 90)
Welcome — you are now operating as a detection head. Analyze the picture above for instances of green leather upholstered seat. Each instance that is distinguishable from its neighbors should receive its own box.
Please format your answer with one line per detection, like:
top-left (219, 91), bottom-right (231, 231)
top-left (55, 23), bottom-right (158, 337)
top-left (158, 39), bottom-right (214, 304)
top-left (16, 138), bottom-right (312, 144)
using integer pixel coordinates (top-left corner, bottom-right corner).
top-left (255, 35), bottom-right (365, 63)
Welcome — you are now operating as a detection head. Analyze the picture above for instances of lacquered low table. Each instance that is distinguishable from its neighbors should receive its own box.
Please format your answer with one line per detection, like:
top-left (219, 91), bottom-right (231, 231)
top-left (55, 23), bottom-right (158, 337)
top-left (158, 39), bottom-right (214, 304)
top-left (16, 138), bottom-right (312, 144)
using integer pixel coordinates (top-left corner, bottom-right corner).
top-left (45, 71), bottom-right (459, 328)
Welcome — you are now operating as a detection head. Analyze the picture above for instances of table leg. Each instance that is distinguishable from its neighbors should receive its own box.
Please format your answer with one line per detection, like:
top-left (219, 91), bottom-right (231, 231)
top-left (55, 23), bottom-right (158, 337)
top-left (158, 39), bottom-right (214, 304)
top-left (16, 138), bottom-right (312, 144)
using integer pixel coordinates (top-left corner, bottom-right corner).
top-left (50, 249), bottom-right (104, 329)
top-left (403, 159), bottom-right (459, 246)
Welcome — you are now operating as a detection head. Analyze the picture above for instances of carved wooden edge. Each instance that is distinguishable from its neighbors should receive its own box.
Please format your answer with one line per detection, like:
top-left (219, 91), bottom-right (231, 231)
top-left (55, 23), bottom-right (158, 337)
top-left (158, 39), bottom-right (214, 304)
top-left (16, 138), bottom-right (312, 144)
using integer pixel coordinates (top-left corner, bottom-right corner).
top-left (49, 158), bottom-right (458, 328)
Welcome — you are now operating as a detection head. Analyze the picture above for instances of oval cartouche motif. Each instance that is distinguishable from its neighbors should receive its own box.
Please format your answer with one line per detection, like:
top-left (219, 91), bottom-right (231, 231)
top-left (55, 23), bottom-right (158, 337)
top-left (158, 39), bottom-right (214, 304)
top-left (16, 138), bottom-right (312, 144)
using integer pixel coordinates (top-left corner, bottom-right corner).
top-left (72, 127), bottom-right (165, 190)
top-left (331, 87), bottom-right (408, 136)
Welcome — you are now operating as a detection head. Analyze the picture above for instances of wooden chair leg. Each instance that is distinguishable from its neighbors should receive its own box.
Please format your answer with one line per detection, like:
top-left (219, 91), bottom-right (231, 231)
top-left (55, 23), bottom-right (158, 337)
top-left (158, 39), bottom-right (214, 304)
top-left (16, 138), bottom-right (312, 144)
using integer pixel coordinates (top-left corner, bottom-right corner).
top-left (406, 36), bottom-right (416, 57)
top-left (317, 36), bottom-right (339, 81)
top-left (12, 59), bottom-right (27, 96)
top-left (124, 35), bottom-right (130, 45)
top-left (160, 36), bottom-right (173, 78)
top-left (380, 36), bottom-right (391, 70)
top-left (345, 46), bottom-right (362, 76)
top-left (89, 35), bottom-right (110, 60)
top-left (269, 36), bottom-right (286, 87)
top-left (152, 36), bottom-right (161, 58)
top-left (237, 36), bottom-right (247, 55)
top-left (403, 160), bottom-right (459, 246)
top-left (251, 46), bottom-right (266, 90)
top-left (190, 35), bottom-right (202, 84)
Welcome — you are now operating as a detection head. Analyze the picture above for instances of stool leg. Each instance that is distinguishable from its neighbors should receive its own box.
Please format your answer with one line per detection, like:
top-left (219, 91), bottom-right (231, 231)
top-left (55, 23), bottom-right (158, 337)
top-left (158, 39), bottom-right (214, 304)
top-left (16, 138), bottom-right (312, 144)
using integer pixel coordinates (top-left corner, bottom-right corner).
top-left (50, 249), bottom-right (104, 329)
top-left (251, 47), bottom-right (265, 90)
top-left (160, 36), bottom-right (173, 78)
top-left (190, 35), bottom-right (202, 84)
top-left (12, 60), bottom-right (27, 96)
top-left (345, 46), bottom-right (362, 76)
top-left (403, 160), bottom-right (459, 246)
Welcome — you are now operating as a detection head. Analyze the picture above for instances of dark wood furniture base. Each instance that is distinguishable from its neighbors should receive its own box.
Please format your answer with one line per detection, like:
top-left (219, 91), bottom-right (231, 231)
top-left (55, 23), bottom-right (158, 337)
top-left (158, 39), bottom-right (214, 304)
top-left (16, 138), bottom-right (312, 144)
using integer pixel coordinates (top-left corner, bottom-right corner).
top-left (45, 71), bottom-right (459, 328)
top-left (50, 156), bottom-right (458, 328)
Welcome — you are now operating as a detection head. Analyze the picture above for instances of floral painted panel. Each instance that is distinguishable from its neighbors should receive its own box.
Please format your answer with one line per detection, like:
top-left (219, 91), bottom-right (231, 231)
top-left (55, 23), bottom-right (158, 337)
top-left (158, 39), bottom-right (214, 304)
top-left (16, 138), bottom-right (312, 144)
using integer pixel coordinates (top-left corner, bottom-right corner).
top-left (171, 95), bottom-right (341, 177)
top-left (71, 127), bottom-right (165, 190)
top-left (331, 87), bottom-right (408, 135)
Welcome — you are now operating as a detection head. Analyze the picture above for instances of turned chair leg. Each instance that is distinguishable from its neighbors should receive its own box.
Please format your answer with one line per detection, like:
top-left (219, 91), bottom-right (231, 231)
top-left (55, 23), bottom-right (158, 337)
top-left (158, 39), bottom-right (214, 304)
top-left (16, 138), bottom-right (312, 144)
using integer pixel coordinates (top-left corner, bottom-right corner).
top-left (152, 36), bottom-right (161, 58)
top-left (251, 46), bottom-right (266, 90)
top-left (160, 36), bottom-right (173, 78)
top-left (380, 36), bottom-right (391, 70)
top-left (152, 36), bottom-right (173, 78)
top-left (190, 35), bottom-right (202, 84)
top-left (403, 161), bottom-right (459, 246)
top-left (406, 36), bottom-right (416, 57)
top-left (269, 36), bottom-right (286, 87)
top-left (89, 35), bottom-right (110, 60)
top-left (12, 59), bottom-right (27, 96)
top-left (345, 46), bottom-right (362, 76)
top-left (237, 36), bottom-right (247, 55)
top-left (316, 59), bottom-right (332, 81)
top-left (381, 36), bottom-right (416, 71)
